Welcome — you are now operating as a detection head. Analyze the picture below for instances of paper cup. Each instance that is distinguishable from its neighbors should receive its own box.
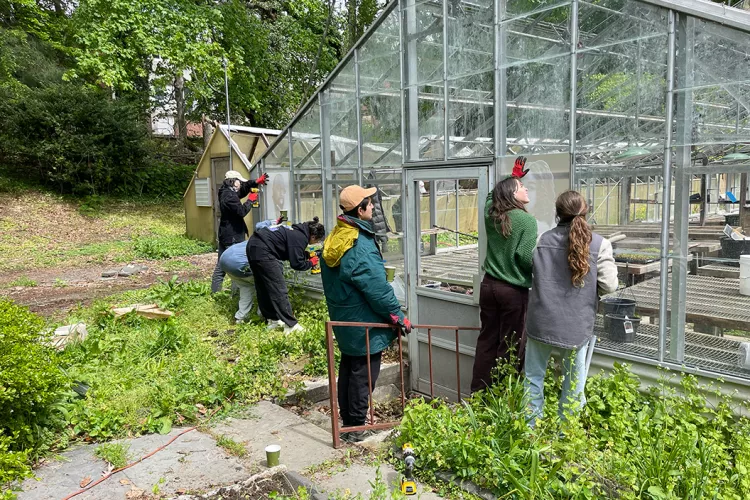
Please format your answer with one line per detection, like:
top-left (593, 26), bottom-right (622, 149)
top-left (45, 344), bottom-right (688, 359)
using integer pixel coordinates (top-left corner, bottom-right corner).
top-left (265, 444), bottom-right (281, 467)
top-left (384, 266), bottom-right (396, 282)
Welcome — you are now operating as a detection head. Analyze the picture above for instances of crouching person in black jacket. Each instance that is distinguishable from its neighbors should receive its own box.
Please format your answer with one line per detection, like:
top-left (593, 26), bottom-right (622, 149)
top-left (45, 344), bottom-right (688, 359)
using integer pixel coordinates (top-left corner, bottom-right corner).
top-left (246, 216), bottom-right (325, 334)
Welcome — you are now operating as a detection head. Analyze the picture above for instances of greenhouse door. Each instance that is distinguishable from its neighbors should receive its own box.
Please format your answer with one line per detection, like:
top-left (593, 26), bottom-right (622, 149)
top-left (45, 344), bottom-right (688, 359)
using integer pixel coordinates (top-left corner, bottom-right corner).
top-left (404, 165), bottom-right (489, 400)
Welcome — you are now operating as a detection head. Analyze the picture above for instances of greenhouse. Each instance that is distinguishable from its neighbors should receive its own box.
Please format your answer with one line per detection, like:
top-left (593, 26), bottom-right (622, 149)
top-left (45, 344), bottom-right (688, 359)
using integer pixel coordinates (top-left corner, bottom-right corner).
top-left (249, 0), bottom-right (750, 398)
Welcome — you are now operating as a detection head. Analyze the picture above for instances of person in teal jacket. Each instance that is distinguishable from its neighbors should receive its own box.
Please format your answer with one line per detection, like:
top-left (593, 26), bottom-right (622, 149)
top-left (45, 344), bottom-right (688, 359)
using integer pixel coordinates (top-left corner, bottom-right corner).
top-left (321, 184), bottom-right (412, 443)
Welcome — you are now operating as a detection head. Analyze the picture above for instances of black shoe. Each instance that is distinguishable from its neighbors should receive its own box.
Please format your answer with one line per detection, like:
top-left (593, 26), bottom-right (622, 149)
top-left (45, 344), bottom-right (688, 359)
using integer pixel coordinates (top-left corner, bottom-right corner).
top-left (341, 429), bottom-right (375, 443)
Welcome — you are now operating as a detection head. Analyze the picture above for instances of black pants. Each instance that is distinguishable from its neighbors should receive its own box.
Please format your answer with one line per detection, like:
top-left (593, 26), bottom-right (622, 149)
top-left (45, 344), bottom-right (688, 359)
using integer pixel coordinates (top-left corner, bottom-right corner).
top-left (470, 274), bottom-right (528, 393)
top-left (248, 258), bottom-right (297, 327)
top-left (338, 352), bottom-right (382, 426)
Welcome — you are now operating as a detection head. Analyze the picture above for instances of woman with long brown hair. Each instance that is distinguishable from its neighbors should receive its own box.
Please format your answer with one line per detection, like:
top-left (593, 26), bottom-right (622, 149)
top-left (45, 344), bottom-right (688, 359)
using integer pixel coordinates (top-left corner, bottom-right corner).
top-left (471, 158), bottom-right (538, 393)
top-left (524, 190), bottom-right (618, 425)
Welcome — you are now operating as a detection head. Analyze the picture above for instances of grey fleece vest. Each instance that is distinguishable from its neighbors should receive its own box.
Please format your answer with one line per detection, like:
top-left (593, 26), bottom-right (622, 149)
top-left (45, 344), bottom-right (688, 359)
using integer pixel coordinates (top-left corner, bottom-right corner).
top-left (526, 225), bottom-right (604, 350)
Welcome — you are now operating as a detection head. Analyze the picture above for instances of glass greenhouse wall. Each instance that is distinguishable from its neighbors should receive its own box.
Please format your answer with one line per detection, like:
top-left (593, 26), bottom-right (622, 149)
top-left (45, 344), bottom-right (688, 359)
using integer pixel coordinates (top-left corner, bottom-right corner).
top-left (254, 0), bottom-right (750, 390)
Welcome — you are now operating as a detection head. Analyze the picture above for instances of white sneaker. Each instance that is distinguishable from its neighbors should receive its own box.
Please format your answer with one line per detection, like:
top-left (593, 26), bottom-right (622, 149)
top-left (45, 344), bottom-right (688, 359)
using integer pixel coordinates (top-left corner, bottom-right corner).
top-left (266, 320), bottom-right (284, 331)
top-left (283, 323), bottom-right (304, 335)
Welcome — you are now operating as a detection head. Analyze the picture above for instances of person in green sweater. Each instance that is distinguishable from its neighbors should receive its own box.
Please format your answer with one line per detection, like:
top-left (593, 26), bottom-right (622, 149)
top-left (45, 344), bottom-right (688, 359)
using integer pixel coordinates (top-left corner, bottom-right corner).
top-left (471, 157), bottom-right (538, 393)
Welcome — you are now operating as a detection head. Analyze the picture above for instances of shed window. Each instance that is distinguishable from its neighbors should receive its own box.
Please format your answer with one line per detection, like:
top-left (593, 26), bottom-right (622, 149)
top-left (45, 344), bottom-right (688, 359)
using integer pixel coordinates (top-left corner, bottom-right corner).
top-left (195, 178), bottom-right (212, 207)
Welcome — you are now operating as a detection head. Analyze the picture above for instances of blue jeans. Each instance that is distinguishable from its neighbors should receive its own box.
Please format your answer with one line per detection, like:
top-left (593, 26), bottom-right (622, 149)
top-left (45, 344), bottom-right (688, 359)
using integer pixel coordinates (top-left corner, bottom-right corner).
top-left (524, 337), bottom-right (590, 425)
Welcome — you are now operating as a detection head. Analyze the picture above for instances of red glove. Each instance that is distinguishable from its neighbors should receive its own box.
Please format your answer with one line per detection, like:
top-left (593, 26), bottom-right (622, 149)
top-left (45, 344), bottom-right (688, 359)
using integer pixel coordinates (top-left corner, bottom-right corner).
top-left (276, 215), bottom-right (287, 225)
top-left (255, 173), bottom-right (269, 185)
top-left (248, 192), bottom-right (258, 203)
top-left (309, 255), bottom-right (319, 267)
top-left (512, 156), bottom-right (529, 178)
top-left (401, 318), bottom-right (412, 334)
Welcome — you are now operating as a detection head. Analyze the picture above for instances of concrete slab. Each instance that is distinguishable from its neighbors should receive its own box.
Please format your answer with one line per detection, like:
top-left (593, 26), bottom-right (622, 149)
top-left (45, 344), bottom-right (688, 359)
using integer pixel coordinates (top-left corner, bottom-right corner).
top-left (314, 463), bottom-right (442, 499)
top-left (212, 401), bottom-right (343, 473)
top-left (18, 429), bottom-right (251, 500)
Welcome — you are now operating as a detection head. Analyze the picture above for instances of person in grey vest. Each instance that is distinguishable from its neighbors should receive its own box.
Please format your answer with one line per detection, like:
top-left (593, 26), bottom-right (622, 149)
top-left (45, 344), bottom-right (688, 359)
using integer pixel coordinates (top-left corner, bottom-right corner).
top-left (524, 190), bottom-right (618, 425)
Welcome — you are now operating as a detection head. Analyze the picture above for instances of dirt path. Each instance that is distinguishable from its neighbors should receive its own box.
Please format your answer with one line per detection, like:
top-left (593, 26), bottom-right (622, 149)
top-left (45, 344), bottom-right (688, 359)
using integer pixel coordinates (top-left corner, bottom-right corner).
top-left (0, 253), bottom-right (217, 318)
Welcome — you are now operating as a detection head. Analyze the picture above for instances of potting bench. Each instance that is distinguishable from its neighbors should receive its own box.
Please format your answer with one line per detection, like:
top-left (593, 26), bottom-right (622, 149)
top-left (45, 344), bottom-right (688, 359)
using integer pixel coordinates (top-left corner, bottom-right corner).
top-left (603, 276), bottom-right (750, 334)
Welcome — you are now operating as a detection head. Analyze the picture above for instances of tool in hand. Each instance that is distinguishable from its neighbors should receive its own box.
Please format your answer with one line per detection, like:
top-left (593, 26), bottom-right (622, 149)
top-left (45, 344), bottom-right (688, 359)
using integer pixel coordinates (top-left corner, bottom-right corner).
top-left (308, 249), bottom-right (322, 274)
top-left (400, 443), bottom-right (417, 495)
top-left (249, 188), bottom-right (260, 208)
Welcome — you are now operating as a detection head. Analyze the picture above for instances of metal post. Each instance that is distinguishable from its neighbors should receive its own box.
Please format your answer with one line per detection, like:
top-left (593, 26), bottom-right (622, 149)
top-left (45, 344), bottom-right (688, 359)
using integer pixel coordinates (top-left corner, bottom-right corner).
top-left (288, 127), bottom-right (296, 221)
top-left (442, 0), bottom-right (450, 160)
top-left (325, 322), bottom-right (341, 448)
top-left (669, 12), bottom-right (695, 364)
top-left (495, 0), bottom-right (508, 172)
top-left (455, 180), bottom-right (459, 246)
top-left (354, 49), bottom-right (364, 186)
top-left (223, 58), bottom-right (233, 172)
top-left (398, 0), bottom-right (407, 165)
top-left (319, 92), bottom-right (333, 232)
top-left (658, 11), bottom-right (676, 363)
top-left (569, 0), bottom-right (579, 190)
top-left (404, 0), bottom-right (420, 161)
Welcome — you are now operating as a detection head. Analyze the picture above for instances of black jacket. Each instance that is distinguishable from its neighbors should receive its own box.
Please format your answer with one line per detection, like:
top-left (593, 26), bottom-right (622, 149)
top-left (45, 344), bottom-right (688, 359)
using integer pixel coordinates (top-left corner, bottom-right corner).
top-left (246, 222), bottom-right (312, 271)
top-left (218, 180), bottom-right (258, 247)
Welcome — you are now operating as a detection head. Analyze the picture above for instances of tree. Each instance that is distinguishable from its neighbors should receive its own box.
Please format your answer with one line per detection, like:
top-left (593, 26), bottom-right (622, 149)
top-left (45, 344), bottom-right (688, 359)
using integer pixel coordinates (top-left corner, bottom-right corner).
top-left (345, 0), bottom-right (379, 52)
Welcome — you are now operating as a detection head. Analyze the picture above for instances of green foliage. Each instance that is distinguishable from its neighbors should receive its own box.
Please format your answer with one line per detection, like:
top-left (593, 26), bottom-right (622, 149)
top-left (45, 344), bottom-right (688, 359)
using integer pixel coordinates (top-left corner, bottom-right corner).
top-left (94, 442), bottom-right (130, 469)
top-left (0, 299), bottom-right (69, 457)
top-left (215, 435), bottom-right (247, 458)
top-left (0, 437), bottom-right (32, 498)
top-left (0, 83), bottom-right (195, 197)
top-left (6, 276), bottom-right (37, 287)
top-left (396, 363), bottom-right (750, 499)
top-left (133, 235), bottom-right (213, 260)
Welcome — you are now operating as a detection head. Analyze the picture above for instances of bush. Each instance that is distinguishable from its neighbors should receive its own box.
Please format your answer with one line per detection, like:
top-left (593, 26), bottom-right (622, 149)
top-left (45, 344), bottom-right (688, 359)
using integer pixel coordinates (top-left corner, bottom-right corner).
top-left (0, 299), bottom-right (69, 456)
top-left (0, 84), bottom-right (195, 198)
top-left (133, 235), bottom-right (213, 260)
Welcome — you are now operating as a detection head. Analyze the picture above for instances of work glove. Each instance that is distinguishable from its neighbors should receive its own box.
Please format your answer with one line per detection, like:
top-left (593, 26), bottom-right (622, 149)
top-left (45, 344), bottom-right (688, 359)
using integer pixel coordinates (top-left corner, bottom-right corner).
top-left (255, 173), bottom-right (269, 185)
top-left (276, 215), bottom-right (287, 225)
top-left (248, 192), bottom-right (259, 203)
top-left (512, 156), bottom-right (529, 178)
top-left (401, 318), bottom-right (412, 334)
top-left (309, 255), bottom-right (319, 267)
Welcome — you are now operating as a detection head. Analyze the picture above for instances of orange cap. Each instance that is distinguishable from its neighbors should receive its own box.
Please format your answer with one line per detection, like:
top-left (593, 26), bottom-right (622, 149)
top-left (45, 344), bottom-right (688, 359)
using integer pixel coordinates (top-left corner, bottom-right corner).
top-left (339, 185), bottom-right (377, 212)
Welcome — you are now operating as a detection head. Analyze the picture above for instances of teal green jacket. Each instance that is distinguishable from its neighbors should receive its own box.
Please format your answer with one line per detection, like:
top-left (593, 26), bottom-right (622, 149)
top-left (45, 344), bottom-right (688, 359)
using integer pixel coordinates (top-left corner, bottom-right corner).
top-left (320, 216), bottom-right (404, 356)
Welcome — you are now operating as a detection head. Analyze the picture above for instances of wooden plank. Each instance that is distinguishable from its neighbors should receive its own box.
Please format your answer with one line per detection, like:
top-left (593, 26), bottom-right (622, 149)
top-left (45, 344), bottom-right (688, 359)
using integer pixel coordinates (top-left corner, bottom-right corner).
top-left (697, 265), bottom-right (741, 279)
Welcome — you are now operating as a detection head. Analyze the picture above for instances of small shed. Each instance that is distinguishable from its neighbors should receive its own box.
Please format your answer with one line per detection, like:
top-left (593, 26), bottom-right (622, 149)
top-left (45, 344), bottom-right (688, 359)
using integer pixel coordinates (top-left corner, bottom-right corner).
top-left (184, 125), bottom-right (280, 245)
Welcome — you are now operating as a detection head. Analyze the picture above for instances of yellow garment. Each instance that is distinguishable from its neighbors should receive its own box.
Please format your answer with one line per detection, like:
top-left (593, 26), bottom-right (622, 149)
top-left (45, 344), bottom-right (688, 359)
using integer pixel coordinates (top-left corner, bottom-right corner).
top-left (322, 219), bottom-right (359, 267)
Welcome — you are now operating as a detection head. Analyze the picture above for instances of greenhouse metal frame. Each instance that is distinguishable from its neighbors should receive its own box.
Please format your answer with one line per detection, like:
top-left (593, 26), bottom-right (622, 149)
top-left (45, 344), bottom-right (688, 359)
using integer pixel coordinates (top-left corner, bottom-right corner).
top-left (250, 0), bottom-right (750, 395)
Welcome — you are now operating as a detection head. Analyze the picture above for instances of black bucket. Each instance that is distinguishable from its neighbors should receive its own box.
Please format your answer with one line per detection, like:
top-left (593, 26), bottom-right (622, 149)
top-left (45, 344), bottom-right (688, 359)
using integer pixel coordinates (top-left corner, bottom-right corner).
top-left (605, 314), bottom-right (640, 343)
top-left (600, 298), bottom-right (636, 329)
top-left (720, 236), bottom-right (750, 268)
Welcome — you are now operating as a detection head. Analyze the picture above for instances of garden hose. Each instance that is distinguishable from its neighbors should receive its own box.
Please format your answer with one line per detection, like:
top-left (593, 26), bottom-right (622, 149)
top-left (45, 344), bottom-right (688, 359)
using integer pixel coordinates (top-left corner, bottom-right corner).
top-left (432, 225), bottom-right (479, 240)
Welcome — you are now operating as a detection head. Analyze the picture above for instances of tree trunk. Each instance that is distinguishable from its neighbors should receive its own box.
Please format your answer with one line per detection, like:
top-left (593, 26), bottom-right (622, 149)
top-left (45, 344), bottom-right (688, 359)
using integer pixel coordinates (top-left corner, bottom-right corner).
top-left (175, 73), bottom-right (187, 142)
top-left (347, 0), bottom-right (358, 52)
top-left (202, 114), bottom-right (215, 150)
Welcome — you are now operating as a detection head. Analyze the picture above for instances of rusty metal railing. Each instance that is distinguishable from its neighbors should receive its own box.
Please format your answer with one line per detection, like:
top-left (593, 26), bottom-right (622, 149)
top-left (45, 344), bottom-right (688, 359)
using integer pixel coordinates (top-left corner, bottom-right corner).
top-left (325, 321), bottom-right (481, 448)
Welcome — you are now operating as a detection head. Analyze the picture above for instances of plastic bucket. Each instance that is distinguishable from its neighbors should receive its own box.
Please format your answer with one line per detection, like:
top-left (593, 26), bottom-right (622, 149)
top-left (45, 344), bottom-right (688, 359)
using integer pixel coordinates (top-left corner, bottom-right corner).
top-left (741, 255), bottom-right (750, 296)
top-left (605, 314), bottom-right (640, 343)
top-left (600, 298), bottom-right (636, 329)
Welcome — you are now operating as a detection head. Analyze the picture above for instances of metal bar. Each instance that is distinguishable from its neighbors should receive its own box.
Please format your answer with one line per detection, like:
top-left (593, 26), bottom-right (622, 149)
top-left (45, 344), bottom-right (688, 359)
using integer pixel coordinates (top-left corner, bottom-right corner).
top-left (354, 48), bottom-right (364, 186)
top-left (296, 142), bottom-right (322, 168)
top-left (443, 0), bottom-right (450, 161)
top-left (333, 422), bottom-right (400, 433)
top-left (569, 0), bottom-right (579, 190)
top-left (494, 0), bottom-right (505, 161)
top-left (455, 328), bottom-right (461, 401)
top-left (398, 331), bottom-right (406, 409)
top-left (288, 127), bottom-right (296, 221)
top-left (428, 328), bottom-right (434, 398)
top-left (325, 322), bottom-right (341, 449)
top-left (366, 328), bottom-right (374, 425)
top-left (638, 0), bottom-right (750, 35)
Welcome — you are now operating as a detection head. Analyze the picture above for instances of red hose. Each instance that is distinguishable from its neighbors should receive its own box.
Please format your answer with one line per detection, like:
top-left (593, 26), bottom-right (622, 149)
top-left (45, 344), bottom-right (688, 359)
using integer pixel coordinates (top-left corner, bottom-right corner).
top-left (61, 427), bottom-right (197, 500)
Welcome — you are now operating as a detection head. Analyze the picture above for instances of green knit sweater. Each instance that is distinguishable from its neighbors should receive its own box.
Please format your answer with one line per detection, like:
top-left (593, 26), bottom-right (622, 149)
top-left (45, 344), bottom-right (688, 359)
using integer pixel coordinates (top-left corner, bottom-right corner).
top-left (482, 194), bottom-right (537, 288)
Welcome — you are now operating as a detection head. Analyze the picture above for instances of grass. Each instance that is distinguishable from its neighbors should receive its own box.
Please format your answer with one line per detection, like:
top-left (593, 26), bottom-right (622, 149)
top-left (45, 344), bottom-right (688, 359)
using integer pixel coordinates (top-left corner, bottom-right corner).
top-left (94, 442), bottom-right (130, 469)
top-left (6, 277), bottom-right (37, 287)
top-left (215, 435), bottom-right (248, 458)
top-left (0, 189), bottom-right (209, 273)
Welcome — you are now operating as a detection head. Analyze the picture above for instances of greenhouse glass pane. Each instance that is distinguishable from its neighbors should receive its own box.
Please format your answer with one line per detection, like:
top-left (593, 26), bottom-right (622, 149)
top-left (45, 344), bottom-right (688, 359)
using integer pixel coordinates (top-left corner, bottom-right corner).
top-left (359, 7), bottom-right (402, 169)
top-left (291, 104), bottom-right (321, 170)
top-left (576, 37), bottom-right (668, 158)
top-left (326, 60), bottom-right (359, 170)
top-left (672, 18), bottom-right (750, 147)
top-left (407, 0), bottom-right (443, 87)
top-left (503, 0), bottom-right (570, 20)
top-left (577, 0), bottom-right (668, 52)
top-left (505, 57), bottom-right (570, 155)
top-left (264, 134), bottom-right (289, 169)
top-left (362, 170), bottom-right (404, 268)
top-left (447, 0), bottom-right (493, 80)
top-left (414, 84), bottom-right (445, 160)
top-left (500, 5), bottom-right (570, 67)
top-left (448, 72), bottom-right (494, 158)
top-left (294, 173), bottom-right (323, 223)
